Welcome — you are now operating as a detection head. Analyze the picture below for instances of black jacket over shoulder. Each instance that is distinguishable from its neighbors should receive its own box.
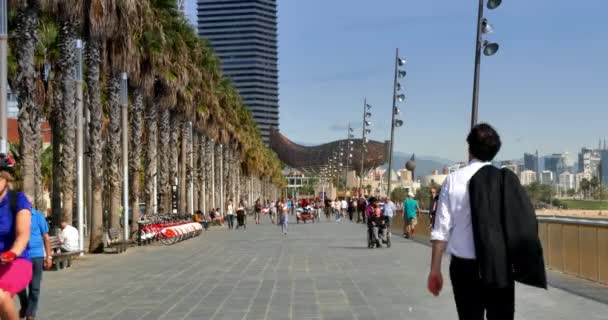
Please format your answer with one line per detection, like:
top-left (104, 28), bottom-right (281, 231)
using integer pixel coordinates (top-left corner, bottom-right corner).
top-left (469, 165), bottom-right (547, 289)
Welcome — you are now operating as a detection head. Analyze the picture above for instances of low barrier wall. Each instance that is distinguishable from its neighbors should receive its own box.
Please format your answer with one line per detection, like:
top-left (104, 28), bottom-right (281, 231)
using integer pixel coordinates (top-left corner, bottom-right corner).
top-left (391, 210), bottom-right (608, 285)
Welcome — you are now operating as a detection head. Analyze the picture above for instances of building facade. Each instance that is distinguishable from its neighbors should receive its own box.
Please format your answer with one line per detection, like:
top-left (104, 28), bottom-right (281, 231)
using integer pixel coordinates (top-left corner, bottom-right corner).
top-left (544, 153), bottom-right (566, 178)
top-left (524, 152), bottom-right (538, 172)
top-left (601, 150), bottom-right (608, 186)
top-left (578, 148), bottom-right (601, 178)
top-left (541, 170), bottom-right (554, 185)
top-left (520, 170), bottom-right (537, 186)
top-left (197, 0), bottom-right (280, 143)
top-left (559, 171), bottom-right (576, 191)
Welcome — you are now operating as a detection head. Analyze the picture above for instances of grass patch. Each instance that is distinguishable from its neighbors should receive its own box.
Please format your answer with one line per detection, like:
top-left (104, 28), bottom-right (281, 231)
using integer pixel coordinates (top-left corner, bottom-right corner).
top-left (558, 199), bottom-right (608, 210)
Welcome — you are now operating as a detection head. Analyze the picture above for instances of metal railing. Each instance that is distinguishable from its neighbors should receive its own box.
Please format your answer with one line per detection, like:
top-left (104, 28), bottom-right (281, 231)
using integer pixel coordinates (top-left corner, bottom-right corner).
top-left (391, 209), bottom-right (608, 285)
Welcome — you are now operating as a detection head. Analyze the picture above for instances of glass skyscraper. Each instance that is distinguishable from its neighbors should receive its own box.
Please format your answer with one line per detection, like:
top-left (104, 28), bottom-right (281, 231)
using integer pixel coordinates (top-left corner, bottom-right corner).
top-left (197, 0), bottom-right (280, 143)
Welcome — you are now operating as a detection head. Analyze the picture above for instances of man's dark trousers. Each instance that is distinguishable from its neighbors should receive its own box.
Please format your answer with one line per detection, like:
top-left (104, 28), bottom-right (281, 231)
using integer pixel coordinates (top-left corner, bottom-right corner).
top-left (18, 257), bottom-right (44, 317)
top-left (450, 256), bottom-right (514, 320)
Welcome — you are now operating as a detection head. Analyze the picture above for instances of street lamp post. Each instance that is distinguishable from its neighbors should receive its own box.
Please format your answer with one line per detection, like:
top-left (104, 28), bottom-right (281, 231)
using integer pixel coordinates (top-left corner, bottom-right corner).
top-left (120, 72), bottom-right (129, 241)
top-left (359, 100), bottom-right (372, 196)
top-left (386, 48), bottom-right (407, 197)
top-left (471, 0), bottom-right (502, 128)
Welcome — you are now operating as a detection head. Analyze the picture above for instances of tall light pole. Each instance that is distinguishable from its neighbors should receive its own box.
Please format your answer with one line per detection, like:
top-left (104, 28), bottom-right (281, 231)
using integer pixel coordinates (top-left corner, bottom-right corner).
top-left (75, 39), bottom-right (84, 253)
top-left (346, 124), bottom-right (354, 189)
top-left (359, 99), bottom-right (372, 196)
top-left (470, 0), bottom-right (502, 128)
top-left (386, 48), bottom-right (407, 196)
top-left (120, 72), bottom-right (129, 240)
top-left (0, 0), bottom-right (7, 154)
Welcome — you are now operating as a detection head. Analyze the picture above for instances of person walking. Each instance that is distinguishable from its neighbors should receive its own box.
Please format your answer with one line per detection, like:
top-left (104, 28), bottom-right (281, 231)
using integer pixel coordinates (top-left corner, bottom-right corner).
top-left (402, 192), bottom-right (419, 239)
top-left (383, 197), bottom-right (396, 235)
top-left (236, 201), bottom-right (246, 230)
top-left (254, 198), bottom-right (262, 224)
top-left (279, 202), bottom-right (288, 235)
top-left (427, 123), bottom-right (546, 320)
top-left (347, 198), bottom-right (355, 222)
top-left (0, 154), bottom-right (33, 320)
top-left (269, 199), bottom-right (277, 224)
top-left (357, 196), bottom-right (367, 223)
top-left (18, 207), bottom-right (52, 320)
top-left (226, 200), bottom-right (235, 230)
top-left (340, 198), bottom-right (348, 220)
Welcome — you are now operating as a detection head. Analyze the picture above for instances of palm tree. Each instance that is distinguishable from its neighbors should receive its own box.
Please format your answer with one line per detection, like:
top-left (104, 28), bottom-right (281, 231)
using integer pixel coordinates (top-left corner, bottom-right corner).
top-left (178, 119), bottom-right (188, 214)
top-left (53, 0), bottom-right (82, 224)
top-left (129, 89), bottom-right (144, 231)
top-left (157, 107), bottom-right (171, 213)
top-left (83, 0), bottom-right (117, 252)
top-left (13, 0), bottom-right (44, 208)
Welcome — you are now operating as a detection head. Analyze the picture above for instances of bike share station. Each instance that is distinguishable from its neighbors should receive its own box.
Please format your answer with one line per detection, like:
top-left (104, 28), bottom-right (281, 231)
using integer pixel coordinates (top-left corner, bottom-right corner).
top-left (137, 184), bottom-right (202, 246)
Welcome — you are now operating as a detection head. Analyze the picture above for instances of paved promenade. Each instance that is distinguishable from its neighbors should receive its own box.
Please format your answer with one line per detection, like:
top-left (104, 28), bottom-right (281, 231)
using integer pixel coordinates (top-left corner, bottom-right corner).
top-left (32, 219), bottom-right (608, 320)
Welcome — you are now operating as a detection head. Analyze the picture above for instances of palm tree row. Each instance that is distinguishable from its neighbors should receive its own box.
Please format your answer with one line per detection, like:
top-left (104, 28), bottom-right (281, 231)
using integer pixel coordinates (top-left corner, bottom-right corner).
top-left (9, 0), bottom-right (285, 252)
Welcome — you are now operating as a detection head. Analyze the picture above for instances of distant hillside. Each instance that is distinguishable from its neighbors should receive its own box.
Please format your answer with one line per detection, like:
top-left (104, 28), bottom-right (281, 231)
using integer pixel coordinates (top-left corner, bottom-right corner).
top-left (382, 152), bottom-right (454, 177)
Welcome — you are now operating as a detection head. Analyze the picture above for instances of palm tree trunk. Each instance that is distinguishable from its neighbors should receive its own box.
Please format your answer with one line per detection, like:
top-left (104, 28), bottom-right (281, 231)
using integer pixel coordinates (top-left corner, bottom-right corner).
top-left (58, 18), bottom-right (78, 224)
top-left (129, 89), bottom-right (144, 232)
top-left (198, 134), bottom-right (206, 213)
top-left (157, 108), bottom-right (171, 214)
top-left (205, 138), bottom-right (213, 212)
top-left (14, 1), bottom-right (41, 205)
top-left (169, 113), bottom-right (179, 213)
top-left (178, 120), bottom-right (188, 214)
top-left (215, 143), bottom-right (222, 211)
top-left (85, 39), bottom-right (105, 252)
top-left (50, 80), bottom-right (62, 227)
top-left (144, 100), bottom-right (157, 217)
top-left (192, 131), bottom-right (199, 211)
top-left (106, 73), bottom-right (122, 229)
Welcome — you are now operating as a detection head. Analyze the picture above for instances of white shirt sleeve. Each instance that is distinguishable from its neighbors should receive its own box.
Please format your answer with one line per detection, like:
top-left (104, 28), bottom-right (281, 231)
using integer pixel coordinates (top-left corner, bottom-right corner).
top-left (430, 175), bottom-right (452, 242)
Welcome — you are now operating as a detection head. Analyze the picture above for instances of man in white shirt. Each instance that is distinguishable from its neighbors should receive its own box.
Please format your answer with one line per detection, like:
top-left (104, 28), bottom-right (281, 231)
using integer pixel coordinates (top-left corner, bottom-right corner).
top-left (383, 198), bottom-right (396, 233)
top-left (427, 124), bottom-right (513, 320)
top-left (59, 221), bottom-right (79, 252)
top-left (340, 199), bottom-right (347, 219)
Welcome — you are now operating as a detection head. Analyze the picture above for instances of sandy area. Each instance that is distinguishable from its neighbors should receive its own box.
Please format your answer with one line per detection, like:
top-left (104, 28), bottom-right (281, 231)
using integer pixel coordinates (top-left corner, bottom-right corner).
top-left (536, 209), bottom-right (608, 220)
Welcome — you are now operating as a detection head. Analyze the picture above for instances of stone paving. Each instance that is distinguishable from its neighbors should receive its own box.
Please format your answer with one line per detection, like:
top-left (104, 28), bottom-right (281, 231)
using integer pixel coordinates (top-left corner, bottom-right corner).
top-left (27, 218), bottom-right (608, 320)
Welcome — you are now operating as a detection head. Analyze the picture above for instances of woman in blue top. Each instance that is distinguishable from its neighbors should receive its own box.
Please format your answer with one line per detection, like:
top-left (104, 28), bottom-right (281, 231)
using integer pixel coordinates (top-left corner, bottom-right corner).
top-left (0, 153), bottom-right (32, 320)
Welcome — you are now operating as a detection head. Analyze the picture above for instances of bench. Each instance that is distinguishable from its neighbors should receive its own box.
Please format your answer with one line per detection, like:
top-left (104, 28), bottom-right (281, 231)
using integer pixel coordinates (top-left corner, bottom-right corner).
top-left (49, 236), bottom-right (82, 270)
top-left (105, 228), bottom-right (129, 253)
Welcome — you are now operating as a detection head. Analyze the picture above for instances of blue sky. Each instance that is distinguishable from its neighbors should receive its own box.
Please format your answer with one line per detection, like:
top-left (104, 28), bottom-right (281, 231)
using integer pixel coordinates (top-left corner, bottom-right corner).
top-left (189, 0), bottom-right (608, 162)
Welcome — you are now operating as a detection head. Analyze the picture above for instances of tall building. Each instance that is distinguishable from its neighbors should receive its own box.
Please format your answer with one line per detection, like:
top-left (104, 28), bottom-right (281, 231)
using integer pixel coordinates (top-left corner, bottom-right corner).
top-left (524, 152), bottom-right (538, 172)
top-left (578, 148), bottom-right (601, 178)
top-left (197, 0), bottom-right (280, 143)
top-left (544, 153), bottom-right (566, 177)
top-left (520, 170), bottom-right (537, 186)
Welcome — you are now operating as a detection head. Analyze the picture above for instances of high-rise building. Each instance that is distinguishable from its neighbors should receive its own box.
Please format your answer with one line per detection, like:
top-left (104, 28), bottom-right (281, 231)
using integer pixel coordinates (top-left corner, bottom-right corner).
top-left (578, 148), bottom-right (601, 178)
top-left (524, 152), bottom-right (538, 172)
top-left (197, 0), bottom-right (280, 143)
top-left (519, 170), bottom-right (537, 186)
top-left (544, 153), bottom-right (566, 178)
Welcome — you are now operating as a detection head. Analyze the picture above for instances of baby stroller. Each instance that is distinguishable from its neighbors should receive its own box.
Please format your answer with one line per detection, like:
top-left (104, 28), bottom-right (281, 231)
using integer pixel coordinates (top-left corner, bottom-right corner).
top-left (367, 217), bottom-right (391, 248)
top-left (236, 208), bottom-right (246, 229)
